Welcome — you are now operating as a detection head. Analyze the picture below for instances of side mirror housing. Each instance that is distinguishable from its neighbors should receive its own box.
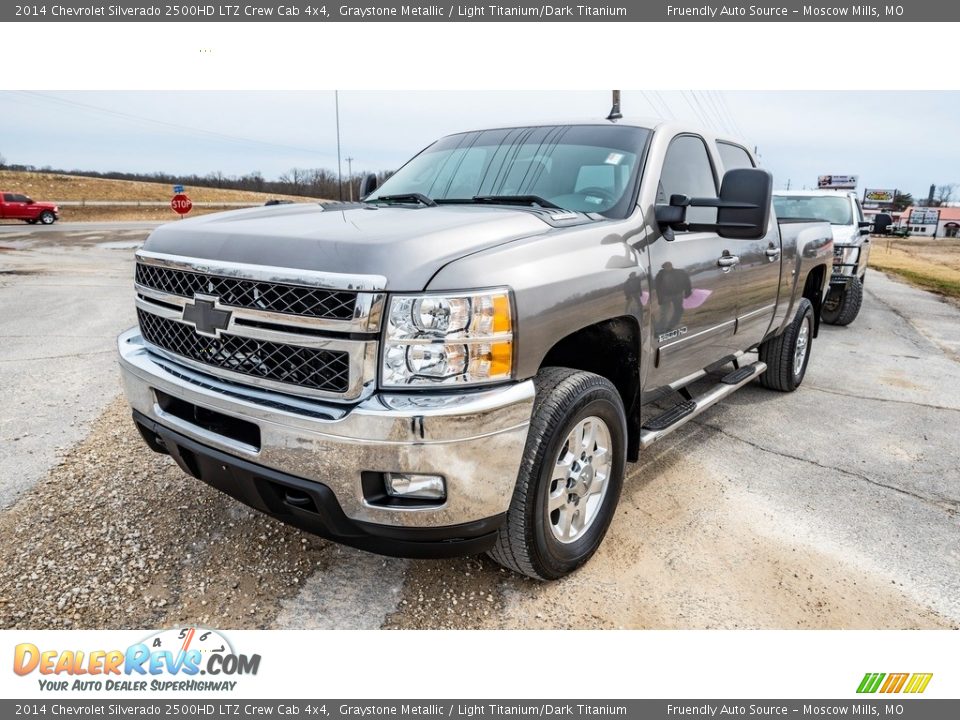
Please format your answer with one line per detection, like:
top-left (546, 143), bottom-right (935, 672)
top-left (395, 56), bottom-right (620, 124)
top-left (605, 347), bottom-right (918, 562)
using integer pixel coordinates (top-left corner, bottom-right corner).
top-left (655, 168), bottom-right (773, 240)
top-left (359, 173), bottom-right (379, 199)
top-left (714, 168), bottom-right (772, 239)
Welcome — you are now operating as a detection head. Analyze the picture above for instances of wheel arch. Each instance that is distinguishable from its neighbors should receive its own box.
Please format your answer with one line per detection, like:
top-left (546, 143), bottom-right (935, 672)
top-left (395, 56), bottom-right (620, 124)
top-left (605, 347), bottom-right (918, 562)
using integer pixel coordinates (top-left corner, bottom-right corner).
top-left (537, 315), bottom-right (641, 462)
top-left (801, 264), bottom-right (827, 338)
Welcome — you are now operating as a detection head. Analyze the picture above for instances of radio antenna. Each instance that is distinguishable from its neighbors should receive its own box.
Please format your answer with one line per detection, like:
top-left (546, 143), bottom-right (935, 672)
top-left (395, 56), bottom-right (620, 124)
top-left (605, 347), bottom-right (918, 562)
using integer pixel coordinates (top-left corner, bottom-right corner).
top-left (607, 90), bottom-right (622, 121)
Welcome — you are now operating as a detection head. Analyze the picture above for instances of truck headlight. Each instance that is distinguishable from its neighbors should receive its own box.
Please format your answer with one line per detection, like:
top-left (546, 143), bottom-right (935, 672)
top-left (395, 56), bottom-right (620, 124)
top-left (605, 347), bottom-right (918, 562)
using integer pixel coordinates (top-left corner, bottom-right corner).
top-left (381, 289), bottom-right (514, 387)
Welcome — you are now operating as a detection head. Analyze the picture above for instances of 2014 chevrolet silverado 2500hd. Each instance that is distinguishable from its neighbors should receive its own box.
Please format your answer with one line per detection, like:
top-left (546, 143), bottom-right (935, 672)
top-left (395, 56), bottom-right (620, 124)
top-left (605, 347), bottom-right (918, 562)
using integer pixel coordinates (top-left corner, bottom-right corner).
top-left (773, 189), bottom-right (870, 326)
top-left (0, 192), bottom-right (59, 224)
top-left (118, 119), bottom-right (833, 580)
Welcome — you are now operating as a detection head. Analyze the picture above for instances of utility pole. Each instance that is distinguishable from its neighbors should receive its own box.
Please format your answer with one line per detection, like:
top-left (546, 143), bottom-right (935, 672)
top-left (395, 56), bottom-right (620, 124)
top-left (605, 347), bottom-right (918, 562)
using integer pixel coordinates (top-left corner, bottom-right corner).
top-left (786, 178), bottom-right (791, 190)
top-left (335, 90), bottom-right (343, 202)
top-left (345, 157), bottom-right (354, 201)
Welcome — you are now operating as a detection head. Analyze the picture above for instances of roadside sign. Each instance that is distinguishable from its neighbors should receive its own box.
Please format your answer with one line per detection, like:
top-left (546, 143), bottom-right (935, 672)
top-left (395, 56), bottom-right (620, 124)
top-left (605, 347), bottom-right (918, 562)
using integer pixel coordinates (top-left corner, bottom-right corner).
top-left (171, 193), bottom-right (192, 216)
top-left (818, 174), bottom-right (858, 189)
top-left (173, 184), bottom-right (184, 194)
top-left (864, 188), bottom-right (896, 204)
top-left (909, 208), bottom-right (940, 225)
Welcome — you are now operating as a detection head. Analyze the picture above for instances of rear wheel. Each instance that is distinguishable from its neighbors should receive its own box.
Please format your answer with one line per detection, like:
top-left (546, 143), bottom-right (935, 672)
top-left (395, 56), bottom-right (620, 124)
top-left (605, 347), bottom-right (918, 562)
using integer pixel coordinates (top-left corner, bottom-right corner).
top-left (758, 298), bottom-right (813, 392)
top-left (487, 367), bottom-right (626, 580)
top-left (38, 211), bottom-right (56, 225)
top-left (822, 277), bottom-right (862, 326)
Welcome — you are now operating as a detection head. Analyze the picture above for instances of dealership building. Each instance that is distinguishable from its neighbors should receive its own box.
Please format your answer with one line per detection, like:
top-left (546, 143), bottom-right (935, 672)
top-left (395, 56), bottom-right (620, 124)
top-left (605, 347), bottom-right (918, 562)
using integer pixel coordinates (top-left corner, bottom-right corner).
top-left (900, 206), bottom-right (960, 237)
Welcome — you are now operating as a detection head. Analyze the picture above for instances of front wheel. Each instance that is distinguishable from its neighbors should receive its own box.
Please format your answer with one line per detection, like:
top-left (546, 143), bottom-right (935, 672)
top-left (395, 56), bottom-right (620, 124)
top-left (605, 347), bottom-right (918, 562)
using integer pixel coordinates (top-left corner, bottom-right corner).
top-left (487, 367), bottom-right (627, 580)
top-left (38, 211), bottom-right (56, 225)
top-left (758, 298), bottom-right (814, 392)
top-left (821, 277), bottom-right (863, 326)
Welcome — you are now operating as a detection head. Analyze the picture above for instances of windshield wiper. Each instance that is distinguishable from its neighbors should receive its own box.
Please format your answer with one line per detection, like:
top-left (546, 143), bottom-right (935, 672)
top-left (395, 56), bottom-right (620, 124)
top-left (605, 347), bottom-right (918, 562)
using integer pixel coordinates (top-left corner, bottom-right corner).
top-left (470, 195), bottom-right (562, 210)
top-left (368, 193), bottom-right (437, 207)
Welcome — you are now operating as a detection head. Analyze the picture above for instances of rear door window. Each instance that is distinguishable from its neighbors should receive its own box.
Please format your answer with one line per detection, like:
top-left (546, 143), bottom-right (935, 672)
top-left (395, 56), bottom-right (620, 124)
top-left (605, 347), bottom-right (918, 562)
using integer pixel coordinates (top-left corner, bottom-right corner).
top-left (717, 142), bottom-right (755, 171)
top-left (657, 135), bottom-right (718, 225)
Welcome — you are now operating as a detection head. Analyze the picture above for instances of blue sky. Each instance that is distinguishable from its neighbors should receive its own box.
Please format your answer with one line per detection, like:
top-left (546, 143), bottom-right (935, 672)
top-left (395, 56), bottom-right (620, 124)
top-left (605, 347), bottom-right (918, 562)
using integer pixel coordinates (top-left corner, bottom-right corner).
top-left (1, 90), bottom-right (956, 200)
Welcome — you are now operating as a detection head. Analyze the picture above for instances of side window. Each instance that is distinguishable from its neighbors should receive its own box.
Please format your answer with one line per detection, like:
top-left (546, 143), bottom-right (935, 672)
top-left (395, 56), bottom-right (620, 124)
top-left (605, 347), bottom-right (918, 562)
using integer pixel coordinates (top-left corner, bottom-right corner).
top-left (855, 199), bottom-right (865, 223)
top-left (12, 194), bottom-right (28, 203)
top-left (658, 135), bottom-right (718, 226)
top-left (717, 142), bottom-right (755, 171)
top-left (2, 194), bottom-right (14, 202)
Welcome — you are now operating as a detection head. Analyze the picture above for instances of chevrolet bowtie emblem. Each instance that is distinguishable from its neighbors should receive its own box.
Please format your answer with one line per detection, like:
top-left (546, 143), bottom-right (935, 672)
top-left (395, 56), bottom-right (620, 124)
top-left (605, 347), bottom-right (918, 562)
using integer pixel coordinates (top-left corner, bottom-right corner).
top-left (182, 296), bottom-right (232, 337)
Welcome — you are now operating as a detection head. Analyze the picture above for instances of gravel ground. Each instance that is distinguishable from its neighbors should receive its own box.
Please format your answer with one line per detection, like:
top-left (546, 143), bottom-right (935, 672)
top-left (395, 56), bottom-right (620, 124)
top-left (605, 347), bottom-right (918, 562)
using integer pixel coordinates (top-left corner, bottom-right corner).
top-left (0, 398), bottom-right (332, 629)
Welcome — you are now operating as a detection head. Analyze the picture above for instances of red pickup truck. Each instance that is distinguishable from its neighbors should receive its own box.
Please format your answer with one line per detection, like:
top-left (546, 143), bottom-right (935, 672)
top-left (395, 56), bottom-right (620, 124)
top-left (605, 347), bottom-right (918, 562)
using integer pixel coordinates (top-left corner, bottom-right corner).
top-left (0, 192), bottom-right (60, 224)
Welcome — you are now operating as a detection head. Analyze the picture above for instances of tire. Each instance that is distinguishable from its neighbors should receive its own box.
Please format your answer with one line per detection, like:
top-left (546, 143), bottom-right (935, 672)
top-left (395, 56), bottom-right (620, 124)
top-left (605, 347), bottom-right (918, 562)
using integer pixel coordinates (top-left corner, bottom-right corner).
top-left (758, 298), bottom-right (814, 392)
top-left (821, 277), bottom-right (862, 326)
top-left (38, 211), bottom-right (56, 225)
top-left (487, 367), bottom-right (627, 580)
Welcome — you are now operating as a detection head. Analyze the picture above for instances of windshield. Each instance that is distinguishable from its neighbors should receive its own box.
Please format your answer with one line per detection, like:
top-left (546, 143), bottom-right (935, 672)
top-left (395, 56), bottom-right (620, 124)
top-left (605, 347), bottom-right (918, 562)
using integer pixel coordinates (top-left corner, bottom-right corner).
top-left (367, 124), bottom-right (650, 218)
top-left (773, 195), bottom-right (853, 225)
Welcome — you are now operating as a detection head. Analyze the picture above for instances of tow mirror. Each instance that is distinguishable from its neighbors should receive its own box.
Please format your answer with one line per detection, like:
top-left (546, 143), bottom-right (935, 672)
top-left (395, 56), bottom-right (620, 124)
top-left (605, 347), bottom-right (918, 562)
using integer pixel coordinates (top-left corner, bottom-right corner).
top-left (656, 169), bottom-right (772, 240)
top-left (359, 173), bottom-right (379, 199)
top-left (858, 220), bottom-right (873, 235)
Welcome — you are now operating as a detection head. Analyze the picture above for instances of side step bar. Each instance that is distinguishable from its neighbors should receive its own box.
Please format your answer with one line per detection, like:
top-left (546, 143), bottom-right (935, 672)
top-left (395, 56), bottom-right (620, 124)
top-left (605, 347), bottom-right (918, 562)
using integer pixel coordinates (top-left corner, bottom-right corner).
top-left (640, 361), bottom-right (767, 449)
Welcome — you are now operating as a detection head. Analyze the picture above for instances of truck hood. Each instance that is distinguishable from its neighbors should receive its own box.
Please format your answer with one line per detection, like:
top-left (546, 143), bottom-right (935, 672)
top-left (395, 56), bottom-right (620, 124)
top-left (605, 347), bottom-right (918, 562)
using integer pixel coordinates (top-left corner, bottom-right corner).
top-left (830, 225), bottom-right (863, 246)
top-left (141, 203), bottom-right (554, 290)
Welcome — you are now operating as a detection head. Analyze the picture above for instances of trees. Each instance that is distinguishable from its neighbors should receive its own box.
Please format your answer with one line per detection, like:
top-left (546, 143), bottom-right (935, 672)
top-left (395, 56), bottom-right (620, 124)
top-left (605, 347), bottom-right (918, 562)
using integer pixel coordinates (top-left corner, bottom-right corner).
top-left (935, 184), bottom-right (956, 206)
top-left (892, 192), bottom-right (914, 211)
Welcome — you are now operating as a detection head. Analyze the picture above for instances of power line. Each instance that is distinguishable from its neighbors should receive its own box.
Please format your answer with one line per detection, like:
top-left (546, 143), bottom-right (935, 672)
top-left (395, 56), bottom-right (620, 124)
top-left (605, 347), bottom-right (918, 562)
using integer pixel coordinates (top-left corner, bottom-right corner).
top-left (638, 91), bottom-right (662, 118)
top-left (715, 91), bottom-right (746, 138)
top-left (680, 90), bottom-right (710, 129)
top-left (700, 91), bottom-right (731, 134)
top-left (651, 91), bottom-right (676, 120)
top-left (335, 90), bottom-right (343, 202)
top-left (4, 90), bottom-right (329, 157)
top-left (691, 91), bottom-right (720, 132)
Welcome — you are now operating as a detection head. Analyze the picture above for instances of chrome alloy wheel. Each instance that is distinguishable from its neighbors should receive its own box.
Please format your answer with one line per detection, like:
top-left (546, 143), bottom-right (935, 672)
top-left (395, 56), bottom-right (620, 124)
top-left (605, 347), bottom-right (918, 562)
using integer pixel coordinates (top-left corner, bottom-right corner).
top-left (794, 316), bottom-right (811, 377)
top-left (547, 416), bottom-right (613, 544)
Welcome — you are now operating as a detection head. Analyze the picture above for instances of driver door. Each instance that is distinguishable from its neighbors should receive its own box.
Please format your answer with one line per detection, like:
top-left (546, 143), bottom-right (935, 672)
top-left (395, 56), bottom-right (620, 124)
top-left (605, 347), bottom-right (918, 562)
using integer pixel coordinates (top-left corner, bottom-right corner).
top-left (646, 134), bottom-right (741, 388)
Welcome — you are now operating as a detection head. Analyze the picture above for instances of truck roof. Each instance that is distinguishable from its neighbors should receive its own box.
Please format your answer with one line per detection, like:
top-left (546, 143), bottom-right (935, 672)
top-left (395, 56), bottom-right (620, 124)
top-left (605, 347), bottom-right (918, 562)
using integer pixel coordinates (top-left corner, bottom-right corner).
top-left (444, 117), bottom-right (753, 151)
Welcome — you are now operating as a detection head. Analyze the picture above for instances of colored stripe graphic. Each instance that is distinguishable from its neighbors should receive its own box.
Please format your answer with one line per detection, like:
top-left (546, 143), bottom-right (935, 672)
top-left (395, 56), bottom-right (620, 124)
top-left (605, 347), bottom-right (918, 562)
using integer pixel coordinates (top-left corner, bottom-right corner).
top-left (880, 673), bottom-right (909, 693)
top-left (857, 672), bottom-right (932, 694)
top-left (857, 673), bottom-right (885, 693)
top-left (904, 673), bottom-right (933, 694)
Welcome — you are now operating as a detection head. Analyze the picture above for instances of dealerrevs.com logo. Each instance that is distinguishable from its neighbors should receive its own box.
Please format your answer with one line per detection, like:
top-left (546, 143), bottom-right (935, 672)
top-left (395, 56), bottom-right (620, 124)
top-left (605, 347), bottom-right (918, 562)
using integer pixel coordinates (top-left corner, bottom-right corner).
top-left (857, 673), bottom-right (933, 694)
top-left (13, 627), bottom-right (261, 692)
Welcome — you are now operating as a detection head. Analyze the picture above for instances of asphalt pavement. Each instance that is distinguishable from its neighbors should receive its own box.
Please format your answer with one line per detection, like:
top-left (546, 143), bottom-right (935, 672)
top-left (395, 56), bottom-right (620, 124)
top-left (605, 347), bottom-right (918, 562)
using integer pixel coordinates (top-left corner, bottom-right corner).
top-left (1, 225), bottom-right (957, 629)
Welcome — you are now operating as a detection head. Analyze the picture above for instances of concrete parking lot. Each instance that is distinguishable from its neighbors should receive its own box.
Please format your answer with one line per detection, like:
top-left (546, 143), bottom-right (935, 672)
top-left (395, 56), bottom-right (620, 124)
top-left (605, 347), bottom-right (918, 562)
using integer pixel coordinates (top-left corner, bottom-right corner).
top-left (1, 224), bottom-right (957, 629)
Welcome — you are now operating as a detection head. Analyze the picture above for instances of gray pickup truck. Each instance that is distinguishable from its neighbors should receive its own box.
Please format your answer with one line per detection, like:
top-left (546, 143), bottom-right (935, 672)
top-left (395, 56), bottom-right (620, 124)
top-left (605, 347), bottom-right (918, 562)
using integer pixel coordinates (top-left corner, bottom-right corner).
top-left (118, 119), bottom-right (832, 580)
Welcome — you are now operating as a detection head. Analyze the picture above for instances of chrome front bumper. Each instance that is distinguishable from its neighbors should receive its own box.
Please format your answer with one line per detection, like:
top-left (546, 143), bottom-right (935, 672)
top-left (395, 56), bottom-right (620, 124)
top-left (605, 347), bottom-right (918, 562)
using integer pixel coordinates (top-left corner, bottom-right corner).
top-left (117, 328), bottom-right (535, 529)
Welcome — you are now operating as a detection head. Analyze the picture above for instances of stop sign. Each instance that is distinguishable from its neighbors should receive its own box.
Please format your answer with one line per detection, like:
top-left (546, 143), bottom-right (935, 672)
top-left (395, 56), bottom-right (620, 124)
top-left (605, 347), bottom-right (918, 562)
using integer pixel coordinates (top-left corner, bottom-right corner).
top-left (171, 193), bottom-right (192, 215)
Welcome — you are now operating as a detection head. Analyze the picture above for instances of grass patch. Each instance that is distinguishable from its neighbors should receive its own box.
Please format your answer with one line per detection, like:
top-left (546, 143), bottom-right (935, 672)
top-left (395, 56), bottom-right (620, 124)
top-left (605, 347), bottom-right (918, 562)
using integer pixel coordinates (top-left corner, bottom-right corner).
top-left (869, 237), bottom-right (960, 300)
top-left (0, 170), bottom-right (317, 203)
top-left (874, 265), bottom-right (960, 298)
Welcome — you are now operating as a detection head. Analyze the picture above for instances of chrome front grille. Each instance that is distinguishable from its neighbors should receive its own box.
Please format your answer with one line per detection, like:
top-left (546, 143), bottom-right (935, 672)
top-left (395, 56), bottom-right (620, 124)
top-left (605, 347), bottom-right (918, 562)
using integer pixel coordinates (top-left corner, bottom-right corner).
top-left (135, 263), bottom-right (358, 320)
top-left (137, 309), bottom-right (351, 394)
top-left (133, 251), bottom-right (385, 402)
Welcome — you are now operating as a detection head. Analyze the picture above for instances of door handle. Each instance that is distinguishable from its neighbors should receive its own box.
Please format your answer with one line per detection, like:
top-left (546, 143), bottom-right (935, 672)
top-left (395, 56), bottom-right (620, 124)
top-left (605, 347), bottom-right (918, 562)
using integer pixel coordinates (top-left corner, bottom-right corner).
top-left (765, 246), bottom-right (781, 261)
top-left (717, 254), bottom-right (740, 268)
